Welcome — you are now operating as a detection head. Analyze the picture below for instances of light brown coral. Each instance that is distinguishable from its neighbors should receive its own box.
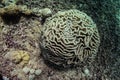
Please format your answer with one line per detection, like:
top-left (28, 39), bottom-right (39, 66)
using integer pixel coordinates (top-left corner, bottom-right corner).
top-left (5, 50), bottom-right (30, 67)
top-left (0, 4), bottom-right (32, 15)
top-left (0, 3), bottom-right (52, 17)
top-left (40, 9), bottom-right (100, 68)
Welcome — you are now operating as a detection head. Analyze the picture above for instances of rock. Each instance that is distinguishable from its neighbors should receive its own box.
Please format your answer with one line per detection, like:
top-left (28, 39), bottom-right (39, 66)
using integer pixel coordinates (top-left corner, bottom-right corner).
top-left (41, 8), bottom-right (52, 16)
top-left (3, 76), bottom-right (9, 80)
top-left (23, 67), bottom-right (30, 74)
top-left (84, 68), bottom-right (91, 77)
top-left (30, 69), bottom-right (35, 74)
top-left (32, 8), bottom-right (52, 17)
top-left (29, 74), bottom-right (35, 80)
top-left (35, 69), bottom-right (42, 75)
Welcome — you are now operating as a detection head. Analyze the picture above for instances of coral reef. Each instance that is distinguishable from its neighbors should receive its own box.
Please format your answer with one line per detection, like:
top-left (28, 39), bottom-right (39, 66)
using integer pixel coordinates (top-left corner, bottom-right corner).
top-left (0, 2), bottom-right (52, 17)
top-left (40, 9), bottom-right (100, 68)
top-left (0, 0), bottom-right (32, 15)
top-left (1, 0), bottom-right (19, 5)
top-left (0, 55), bottom-right (20, 80)
top-left (32, 8), bottom-right (52, 17)
top-left (0, 4), bottom-right (36, 16)
top-left (5, 50), bottom-right (30, 67)
top-left (0, 16), bottom-right (42, 80)
top-left (22, 66), bottom-right (42, 80)
top-left (0, 0), bottom-right (119, 80)
top-left (18, 0), bottom-right (76, 14)
top-left (0, 5), bottom-right (52, 17)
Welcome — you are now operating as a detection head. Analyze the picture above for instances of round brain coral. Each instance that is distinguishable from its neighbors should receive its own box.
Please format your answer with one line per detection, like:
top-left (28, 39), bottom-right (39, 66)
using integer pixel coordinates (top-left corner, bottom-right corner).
top-left (40, 9), bottom-right (100, 68)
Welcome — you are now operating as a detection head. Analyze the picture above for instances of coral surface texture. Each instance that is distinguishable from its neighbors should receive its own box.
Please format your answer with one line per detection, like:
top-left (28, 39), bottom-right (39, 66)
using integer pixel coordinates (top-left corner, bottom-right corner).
top-left (41, 10), bottom-right (100, 68)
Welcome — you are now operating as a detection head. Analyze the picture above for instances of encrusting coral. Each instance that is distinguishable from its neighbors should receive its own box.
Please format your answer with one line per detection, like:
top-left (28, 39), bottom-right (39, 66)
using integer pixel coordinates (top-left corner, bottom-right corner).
top-left (0, 4), bottom-right (32, 15)
top-left (5, 50), bottom-right (30, 67)
top-left (40, 9), bottom-right (100, 68)
top-left (0, 0), bottom-right (32, 15)
top-left (0, 1), bottom-right (52, 17)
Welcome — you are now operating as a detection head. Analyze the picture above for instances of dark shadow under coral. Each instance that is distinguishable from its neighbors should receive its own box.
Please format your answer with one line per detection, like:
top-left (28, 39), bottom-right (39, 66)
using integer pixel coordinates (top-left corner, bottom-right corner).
top-left (1, 14), bottom-right (21, 24)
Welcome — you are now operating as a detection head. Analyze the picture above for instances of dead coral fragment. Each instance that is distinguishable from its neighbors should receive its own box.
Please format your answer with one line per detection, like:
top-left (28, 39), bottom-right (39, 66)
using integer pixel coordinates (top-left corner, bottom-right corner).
top-left (5, 50), bottom-right (30, 67)
top-left (32, 8), bottom-right (52, 16)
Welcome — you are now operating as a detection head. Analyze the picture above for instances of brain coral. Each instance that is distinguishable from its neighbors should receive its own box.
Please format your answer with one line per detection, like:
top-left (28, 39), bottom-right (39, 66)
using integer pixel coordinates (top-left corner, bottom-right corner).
top-left (40, 9), bottom-right (100, 68)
